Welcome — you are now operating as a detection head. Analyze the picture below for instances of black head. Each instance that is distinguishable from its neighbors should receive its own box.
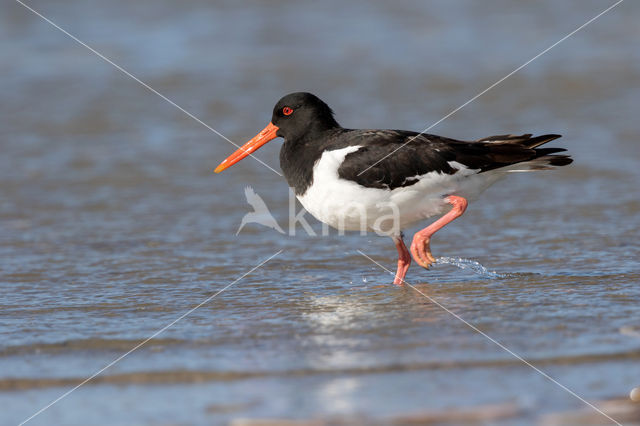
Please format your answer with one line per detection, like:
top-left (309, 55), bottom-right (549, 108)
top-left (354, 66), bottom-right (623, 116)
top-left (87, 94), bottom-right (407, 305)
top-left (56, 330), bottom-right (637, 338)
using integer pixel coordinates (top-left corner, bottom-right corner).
top-left (214, 92), bottom-right (340, 174)
top-left (271, 92), bottom-right (340, 142)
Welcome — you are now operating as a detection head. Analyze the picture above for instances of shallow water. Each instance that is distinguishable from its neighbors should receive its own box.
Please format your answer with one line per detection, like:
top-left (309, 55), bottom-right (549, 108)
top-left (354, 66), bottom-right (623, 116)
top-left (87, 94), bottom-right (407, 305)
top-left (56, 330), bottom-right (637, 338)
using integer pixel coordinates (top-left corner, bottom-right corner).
top-left (1, 0), bottom-right (640, 425)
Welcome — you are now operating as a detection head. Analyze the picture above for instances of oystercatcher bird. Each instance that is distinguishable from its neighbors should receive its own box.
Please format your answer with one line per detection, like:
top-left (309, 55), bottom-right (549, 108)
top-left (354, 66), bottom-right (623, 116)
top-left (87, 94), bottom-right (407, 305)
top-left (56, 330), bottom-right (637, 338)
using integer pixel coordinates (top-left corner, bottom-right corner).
top-left (215, 92), bottom-right (572, 285)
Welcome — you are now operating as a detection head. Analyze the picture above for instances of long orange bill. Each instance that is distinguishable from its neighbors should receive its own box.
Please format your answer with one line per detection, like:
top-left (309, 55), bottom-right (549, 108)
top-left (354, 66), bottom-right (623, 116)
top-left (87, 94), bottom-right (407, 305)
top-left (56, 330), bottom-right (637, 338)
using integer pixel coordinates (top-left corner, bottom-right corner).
top-left (214, 122), bottom-right (279, 173)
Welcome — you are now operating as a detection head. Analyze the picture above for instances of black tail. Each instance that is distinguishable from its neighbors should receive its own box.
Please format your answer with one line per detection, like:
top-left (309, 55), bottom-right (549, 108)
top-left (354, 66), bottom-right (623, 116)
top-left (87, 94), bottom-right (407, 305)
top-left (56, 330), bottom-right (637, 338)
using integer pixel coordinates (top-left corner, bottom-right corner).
top-left (476, 133), bottom-right (572, 171)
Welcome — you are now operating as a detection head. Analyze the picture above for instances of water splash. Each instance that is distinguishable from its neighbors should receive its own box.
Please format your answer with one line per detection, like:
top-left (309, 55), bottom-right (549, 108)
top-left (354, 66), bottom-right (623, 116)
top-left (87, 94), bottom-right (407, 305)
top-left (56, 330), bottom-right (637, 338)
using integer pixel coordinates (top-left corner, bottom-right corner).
top-left (436, 257), bottom-right (504, 279)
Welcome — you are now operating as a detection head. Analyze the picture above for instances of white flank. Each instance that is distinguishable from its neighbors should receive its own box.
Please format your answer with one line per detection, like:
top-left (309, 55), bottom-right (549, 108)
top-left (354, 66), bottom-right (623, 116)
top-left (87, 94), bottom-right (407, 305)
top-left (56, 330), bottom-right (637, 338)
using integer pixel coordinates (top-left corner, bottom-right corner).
top-left (297, 147), bottom-right (506, 235)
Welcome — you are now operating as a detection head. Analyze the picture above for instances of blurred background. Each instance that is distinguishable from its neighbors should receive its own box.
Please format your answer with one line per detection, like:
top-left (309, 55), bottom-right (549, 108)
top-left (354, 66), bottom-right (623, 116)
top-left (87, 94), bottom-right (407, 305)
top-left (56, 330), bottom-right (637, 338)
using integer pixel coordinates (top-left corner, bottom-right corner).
top-left (1, 0), bottom-right (639, 424)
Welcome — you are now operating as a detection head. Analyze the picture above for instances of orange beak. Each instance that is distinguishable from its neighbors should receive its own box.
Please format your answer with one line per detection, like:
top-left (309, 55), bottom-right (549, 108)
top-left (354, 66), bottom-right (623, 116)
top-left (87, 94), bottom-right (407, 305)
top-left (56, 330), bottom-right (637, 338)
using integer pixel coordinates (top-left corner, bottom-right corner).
top-left (214, 122), bottom-right (279, 173)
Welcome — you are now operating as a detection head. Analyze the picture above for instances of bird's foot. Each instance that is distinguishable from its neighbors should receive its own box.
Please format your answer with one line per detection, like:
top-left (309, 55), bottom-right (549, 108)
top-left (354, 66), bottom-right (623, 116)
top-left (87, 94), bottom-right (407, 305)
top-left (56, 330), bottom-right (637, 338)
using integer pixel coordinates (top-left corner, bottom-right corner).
top-left (392, 234), bottom-right (411, 286)
top-left (393, 258), bottom-right (410, 286)
top-left (410, 234), bottom-right (436, 269)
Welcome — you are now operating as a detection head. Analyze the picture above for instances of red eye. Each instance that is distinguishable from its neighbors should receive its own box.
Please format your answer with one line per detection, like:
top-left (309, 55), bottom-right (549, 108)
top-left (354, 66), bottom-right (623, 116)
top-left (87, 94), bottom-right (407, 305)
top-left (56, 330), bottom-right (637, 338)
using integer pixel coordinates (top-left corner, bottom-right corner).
top-left (282, 107), bottom-right (293, 116)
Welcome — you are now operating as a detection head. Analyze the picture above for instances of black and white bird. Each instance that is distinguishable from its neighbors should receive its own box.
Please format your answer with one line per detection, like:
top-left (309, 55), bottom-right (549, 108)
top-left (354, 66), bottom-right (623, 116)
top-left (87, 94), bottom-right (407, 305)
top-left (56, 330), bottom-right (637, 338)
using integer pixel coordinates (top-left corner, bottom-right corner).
top-left (215, 92), bottom-right (572, 285)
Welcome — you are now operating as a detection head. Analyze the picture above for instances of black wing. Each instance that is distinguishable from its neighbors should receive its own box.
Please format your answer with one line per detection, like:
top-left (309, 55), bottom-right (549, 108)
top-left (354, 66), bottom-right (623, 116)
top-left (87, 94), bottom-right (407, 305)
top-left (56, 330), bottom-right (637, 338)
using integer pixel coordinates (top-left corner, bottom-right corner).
top-left (337, 130), bottom-right (571, 190)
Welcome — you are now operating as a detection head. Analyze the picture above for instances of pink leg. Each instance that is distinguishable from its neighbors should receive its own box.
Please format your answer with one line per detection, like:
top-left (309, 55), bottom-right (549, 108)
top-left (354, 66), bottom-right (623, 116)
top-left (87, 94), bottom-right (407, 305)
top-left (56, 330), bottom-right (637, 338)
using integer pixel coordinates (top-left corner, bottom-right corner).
top-left (392, 234), bottom-right (411, 286)
top-left (410, 195), bottom-right (468, 269)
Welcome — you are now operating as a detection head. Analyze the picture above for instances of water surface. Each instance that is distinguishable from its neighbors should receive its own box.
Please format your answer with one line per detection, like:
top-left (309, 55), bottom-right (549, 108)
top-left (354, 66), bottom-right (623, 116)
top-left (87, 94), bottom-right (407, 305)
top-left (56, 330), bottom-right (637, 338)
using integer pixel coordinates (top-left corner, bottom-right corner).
top-left (1, 0), bottom-right (639, 424)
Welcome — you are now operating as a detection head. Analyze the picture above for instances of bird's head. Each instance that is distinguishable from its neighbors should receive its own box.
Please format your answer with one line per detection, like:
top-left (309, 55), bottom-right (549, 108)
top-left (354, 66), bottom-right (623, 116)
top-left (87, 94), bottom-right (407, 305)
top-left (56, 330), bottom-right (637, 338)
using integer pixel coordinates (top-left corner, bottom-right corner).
top-left (214, 92), bottom-right (339, 173)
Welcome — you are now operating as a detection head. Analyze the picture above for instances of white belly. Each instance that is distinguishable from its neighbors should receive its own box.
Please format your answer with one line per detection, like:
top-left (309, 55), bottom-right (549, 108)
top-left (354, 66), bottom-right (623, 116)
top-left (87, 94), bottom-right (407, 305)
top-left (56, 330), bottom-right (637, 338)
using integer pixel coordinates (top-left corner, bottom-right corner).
top-left (296, 146), bottom-right (501, 236)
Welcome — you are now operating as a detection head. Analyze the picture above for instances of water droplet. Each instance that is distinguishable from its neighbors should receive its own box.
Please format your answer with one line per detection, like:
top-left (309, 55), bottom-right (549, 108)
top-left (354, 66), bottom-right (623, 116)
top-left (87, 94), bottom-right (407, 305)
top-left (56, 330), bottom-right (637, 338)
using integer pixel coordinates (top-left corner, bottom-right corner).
top-left (436, 257), bottom-right (503, 278)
